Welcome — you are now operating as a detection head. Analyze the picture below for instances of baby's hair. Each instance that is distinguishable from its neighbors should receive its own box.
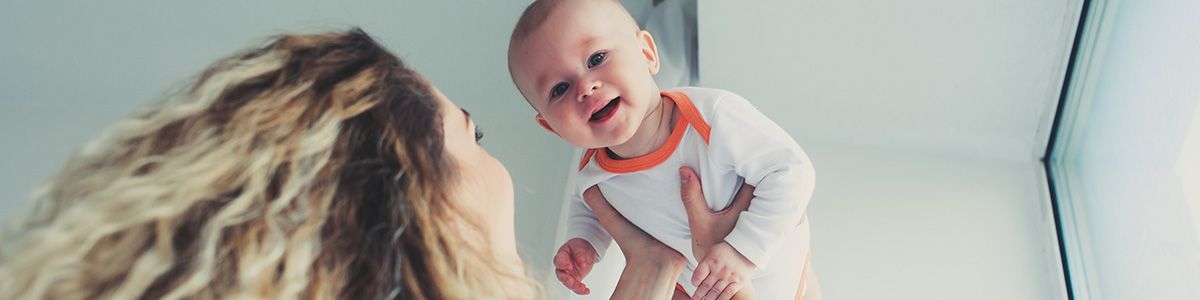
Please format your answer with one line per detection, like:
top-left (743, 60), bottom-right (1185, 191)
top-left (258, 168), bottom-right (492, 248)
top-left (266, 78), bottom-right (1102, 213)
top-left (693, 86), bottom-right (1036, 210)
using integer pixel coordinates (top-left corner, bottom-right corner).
top-left (508, 0), bottom-right (643, 109)
top-left (509, 0), bottom-right (640, 45)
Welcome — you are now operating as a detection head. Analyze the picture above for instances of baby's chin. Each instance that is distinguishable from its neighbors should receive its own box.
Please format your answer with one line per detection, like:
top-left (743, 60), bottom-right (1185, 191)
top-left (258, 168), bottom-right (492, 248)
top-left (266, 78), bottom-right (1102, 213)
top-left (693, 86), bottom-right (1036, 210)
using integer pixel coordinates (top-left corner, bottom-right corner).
top-left (570, 138), bottom-right (624, 150)
top-left (584, 130), bottom-right (638, 150)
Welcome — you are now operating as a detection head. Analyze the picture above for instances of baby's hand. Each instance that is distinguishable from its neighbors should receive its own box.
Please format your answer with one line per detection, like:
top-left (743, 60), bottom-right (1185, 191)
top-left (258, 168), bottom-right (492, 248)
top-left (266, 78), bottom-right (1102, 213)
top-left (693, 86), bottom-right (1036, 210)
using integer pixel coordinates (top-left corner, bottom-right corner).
top-left (691, 242), bottom-right (755, 300)
top-left (554, 238), bottom-right (598, 295)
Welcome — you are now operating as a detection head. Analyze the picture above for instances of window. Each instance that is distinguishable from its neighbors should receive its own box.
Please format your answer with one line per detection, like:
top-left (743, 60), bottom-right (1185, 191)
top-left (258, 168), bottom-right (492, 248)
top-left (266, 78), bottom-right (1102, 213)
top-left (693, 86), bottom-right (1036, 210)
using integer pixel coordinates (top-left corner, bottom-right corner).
top-left (1047, 0), bottom-right (1200, 299)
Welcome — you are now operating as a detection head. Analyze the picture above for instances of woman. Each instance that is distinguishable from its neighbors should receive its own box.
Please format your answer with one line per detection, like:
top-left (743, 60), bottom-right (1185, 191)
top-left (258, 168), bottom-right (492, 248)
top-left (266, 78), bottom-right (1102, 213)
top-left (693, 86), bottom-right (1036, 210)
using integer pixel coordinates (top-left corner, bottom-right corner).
top-left (0, 29), bottom-right (746, 299)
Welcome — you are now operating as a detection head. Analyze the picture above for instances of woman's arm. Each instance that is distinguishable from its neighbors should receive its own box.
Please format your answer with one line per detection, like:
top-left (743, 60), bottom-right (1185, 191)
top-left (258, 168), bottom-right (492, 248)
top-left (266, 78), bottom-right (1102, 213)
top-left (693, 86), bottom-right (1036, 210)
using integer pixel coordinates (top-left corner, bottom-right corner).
top-left (679, 167), bottom-right (758, 300)
top-left (581, 186), bottom-right (686, 299)
top-left (580, 166), bottom-right (757, 300)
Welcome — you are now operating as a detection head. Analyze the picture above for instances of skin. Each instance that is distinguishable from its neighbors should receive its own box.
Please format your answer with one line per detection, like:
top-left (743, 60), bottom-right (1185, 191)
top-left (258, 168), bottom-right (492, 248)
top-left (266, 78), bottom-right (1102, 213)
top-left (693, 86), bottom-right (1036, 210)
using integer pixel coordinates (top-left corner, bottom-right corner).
top-left (587, 168), bottom-right (760, 300)
top-left (509, 1), bottom-right (756, 298)
top-left (509, 0), bottom-right (676, 159)
top-left (433, 84), bottom-right (523, 270)
top-left (434, 80), bottom-right (762, 299)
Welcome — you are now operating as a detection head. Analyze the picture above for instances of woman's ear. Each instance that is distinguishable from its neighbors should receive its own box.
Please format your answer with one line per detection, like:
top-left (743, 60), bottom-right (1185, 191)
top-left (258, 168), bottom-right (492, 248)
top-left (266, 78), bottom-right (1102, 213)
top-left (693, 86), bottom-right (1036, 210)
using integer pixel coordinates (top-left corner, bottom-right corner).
top-left (536, 114), bottom-right (559, 135)
top-left (639, 30), bottom-right (661, 75)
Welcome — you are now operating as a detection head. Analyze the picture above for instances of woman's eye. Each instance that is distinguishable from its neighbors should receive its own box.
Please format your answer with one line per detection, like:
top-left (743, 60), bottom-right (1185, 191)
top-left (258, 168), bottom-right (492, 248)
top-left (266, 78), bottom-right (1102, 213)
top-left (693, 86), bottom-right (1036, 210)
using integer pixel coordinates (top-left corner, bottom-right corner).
top-left (587, 52), bottom-right (606, 68)
top-left (474, 125), bottom-right (484, 144)
top-left (551, 82), bottom-right (570, 98)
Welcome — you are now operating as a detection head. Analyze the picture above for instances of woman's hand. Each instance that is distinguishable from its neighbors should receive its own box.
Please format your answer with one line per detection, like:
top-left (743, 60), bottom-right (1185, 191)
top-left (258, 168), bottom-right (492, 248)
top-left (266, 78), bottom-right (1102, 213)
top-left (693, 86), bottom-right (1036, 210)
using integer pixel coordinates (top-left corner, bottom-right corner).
top-left (679, 167), bottom-right (758, 300)
top-left (678, 167), bottom-right (754, 261)
top-left (583, 186), bottom-right (688, 300)
top-left (581, 167), bottom-right (758, 300)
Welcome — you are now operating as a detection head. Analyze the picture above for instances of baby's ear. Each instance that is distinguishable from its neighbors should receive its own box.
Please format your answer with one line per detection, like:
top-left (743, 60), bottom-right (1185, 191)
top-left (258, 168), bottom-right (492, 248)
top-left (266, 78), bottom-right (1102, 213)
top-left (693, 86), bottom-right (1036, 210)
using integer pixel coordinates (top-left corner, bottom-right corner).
top-left (639, 30), bottom-right (662, 75)
top-left (536, 114), bottom-right (559, 136)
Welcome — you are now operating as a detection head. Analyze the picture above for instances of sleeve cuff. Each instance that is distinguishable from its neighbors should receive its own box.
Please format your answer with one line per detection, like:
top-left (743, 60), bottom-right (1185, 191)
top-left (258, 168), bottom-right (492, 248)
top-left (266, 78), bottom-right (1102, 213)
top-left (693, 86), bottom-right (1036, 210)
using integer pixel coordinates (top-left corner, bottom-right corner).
top-left (724, 227), bottom-right (770, 272)
top-left (567, 224), bottom-right (613, 262)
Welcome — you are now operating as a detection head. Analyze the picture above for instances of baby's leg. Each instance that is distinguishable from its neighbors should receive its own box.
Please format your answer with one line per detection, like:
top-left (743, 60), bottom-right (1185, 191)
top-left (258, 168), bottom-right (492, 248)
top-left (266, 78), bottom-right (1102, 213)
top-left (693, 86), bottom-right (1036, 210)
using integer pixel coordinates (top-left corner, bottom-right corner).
top-left (749, 247), bottom-right (807, 299)
top-left (800, 271), bottom-right (822, 300)
top-left (796, 252), bottom-right (822, 300)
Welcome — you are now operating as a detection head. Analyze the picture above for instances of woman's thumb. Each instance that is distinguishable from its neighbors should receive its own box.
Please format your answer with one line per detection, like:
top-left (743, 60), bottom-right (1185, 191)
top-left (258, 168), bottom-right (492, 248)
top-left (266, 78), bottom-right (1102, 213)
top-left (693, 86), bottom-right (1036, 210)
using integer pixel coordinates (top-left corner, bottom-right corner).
top-left (582, 185), bottom-right (613, 218)
top-left (679, 167), bottom-right (708, 214)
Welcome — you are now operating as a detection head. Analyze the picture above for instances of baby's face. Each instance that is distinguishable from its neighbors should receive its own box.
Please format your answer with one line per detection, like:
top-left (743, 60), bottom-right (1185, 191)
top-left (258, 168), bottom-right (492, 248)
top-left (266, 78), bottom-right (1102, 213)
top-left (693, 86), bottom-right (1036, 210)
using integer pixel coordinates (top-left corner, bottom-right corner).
top-left (509, 0), bottom-right (660, 149)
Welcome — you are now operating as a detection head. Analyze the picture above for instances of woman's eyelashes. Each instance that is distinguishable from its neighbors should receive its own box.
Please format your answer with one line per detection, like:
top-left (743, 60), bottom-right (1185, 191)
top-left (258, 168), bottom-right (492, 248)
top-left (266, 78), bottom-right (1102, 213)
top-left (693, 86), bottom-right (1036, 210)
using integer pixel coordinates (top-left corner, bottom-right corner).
top-left (474, 125), bottom-right (484, 144)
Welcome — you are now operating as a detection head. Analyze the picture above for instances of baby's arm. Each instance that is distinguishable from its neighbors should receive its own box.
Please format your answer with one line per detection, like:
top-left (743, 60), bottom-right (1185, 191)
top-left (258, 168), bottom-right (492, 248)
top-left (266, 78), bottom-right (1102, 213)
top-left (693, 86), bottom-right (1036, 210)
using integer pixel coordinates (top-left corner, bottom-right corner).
top-left (555, 192), bottom-right (615, 295)
top-left (709, 92), bottom-right (815, 270)
top-left (689, 92), bottom-right (814, 299)
top-left (564, 191), bottom-right (615, 260)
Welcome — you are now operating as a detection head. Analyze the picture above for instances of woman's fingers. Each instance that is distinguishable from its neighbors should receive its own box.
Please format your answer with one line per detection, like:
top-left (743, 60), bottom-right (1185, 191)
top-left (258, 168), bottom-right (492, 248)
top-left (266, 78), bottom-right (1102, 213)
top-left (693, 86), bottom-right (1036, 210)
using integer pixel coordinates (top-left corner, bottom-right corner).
top-left (691, 283), bottom-right (709, 300)
top-left (691, 261), bottom-right (710, 287)
top-left (717, 281), bottom-right (742, 300)
top-left (707, 279), bottom-right (730, 300)
top-left (692, 274), bottom-right (720, 300)
top-left (679, 167), bottom-right (709, 217)
top-left (583, 185), bottom-right (638, 241)
top-left (582, 185), bottom-right (614, 217)
top-left (584, 185), bottom-right (631, 235)
top-left (681, 167), bottom-right (756, 217)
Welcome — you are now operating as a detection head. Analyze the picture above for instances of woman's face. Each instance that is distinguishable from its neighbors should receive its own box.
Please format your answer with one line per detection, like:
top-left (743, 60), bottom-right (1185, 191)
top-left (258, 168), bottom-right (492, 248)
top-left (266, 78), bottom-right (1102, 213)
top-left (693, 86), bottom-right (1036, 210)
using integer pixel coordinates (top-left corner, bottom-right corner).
top-left (432, 84), bottom-right (521, 258)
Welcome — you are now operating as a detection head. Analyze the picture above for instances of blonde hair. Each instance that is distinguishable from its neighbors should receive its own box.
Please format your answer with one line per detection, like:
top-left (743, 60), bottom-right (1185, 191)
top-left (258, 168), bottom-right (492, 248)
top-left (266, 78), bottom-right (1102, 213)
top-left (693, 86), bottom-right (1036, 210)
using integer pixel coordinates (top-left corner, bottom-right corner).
top-left (0, 29), bottom-right (537, 299)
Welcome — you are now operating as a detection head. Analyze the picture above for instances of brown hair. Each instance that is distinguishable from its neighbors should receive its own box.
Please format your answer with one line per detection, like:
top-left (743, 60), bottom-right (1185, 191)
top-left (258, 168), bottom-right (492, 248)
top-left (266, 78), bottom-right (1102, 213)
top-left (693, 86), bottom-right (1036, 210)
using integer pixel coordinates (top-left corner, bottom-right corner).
top-left (0, 28), bottom-right (535, 299)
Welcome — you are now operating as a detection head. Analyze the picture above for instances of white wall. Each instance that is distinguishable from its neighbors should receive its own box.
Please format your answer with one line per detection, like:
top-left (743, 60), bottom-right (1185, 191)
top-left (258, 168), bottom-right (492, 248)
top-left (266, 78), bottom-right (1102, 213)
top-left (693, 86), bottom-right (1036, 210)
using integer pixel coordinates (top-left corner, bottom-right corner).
top-left (562, 0), bottom-right (1081, 298)
top-left (1051, 0), bottom-right (1200, 299)
top-left (698, 0), bottom-right (1080, 162)
top-left (806, 145), bottom-right (1065, 300)
top-left (0, 0), bottom-right (570, 279)
top-left (692, 0), bottom-right (1081, 299)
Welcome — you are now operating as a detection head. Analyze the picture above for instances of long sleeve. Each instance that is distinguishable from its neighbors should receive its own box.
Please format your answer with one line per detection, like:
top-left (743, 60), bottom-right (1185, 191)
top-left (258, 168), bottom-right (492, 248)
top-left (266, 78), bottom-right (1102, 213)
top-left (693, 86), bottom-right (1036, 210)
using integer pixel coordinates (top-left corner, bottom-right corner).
top-left (564, 191), bottom-right (615, 261)
top-left (707, 92), bottom-right (816, 269)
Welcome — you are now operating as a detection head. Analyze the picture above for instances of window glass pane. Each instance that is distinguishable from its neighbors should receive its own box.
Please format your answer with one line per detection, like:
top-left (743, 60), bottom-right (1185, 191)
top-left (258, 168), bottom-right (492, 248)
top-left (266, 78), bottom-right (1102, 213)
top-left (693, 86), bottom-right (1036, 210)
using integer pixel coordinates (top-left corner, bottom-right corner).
top-left (1051, 1), bottom-right (1200, 299)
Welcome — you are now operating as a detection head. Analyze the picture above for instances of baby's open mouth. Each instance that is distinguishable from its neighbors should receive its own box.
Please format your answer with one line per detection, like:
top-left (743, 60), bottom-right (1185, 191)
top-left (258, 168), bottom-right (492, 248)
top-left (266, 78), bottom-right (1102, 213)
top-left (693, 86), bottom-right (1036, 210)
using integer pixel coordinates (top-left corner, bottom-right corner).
top-left (589, 97), bottom-right (620, 122)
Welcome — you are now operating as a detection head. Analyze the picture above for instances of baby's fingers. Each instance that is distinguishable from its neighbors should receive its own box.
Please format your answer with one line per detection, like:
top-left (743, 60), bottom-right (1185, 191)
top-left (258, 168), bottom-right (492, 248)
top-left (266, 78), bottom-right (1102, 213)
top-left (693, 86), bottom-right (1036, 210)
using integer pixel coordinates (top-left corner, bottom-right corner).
top-left (555, 269), bottom-right (590, 295)
top-left (553, 250), bottom-right (575, 273)
top-left (572, 251), bottom-right (594, 276)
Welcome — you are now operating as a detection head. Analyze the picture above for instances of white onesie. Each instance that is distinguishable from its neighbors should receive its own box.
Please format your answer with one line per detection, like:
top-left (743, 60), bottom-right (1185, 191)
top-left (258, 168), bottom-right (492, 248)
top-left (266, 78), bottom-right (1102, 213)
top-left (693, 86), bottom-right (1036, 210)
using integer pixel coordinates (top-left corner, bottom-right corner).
top-left (566, 87), bottom-right (815, 298)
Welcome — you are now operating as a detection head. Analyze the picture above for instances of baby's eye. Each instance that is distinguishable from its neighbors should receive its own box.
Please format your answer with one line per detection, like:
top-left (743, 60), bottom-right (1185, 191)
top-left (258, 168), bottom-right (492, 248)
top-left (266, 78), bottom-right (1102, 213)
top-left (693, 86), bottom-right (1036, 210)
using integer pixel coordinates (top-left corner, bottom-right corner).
top-left (550, 82), bottom-right (570, 98)
top-left (587, 52), bottom-right (606, 68)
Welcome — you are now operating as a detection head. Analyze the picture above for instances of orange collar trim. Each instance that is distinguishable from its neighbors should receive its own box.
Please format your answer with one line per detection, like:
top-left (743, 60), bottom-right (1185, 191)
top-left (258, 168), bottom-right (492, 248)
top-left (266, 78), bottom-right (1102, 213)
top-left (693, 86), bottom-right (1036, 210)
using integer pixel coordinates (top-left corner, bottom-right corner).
top-left (577, 91), bottom-right (710, 173)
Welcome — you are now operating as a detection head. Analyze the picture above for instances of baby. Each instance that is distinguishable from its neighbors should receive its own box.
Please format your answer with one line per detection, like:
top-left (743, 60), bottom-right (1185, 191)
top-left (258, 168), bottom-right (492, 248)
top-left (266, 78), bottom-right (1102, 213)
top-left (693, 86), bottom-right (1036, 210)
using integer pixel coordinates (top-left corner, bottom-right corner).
top-left (507, 0), bottom-right (817, 299)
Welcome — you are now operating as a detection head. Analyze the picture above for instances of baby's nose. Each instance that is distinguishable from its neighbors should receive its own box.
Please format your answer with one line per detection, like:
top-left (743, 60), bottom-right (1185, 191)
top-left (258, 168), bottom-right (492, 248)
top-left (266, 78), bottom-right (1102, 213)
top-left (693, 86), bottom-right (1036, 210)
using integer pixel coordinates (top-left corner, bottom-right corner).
top-left (578, 81), bottom-right (603, 101)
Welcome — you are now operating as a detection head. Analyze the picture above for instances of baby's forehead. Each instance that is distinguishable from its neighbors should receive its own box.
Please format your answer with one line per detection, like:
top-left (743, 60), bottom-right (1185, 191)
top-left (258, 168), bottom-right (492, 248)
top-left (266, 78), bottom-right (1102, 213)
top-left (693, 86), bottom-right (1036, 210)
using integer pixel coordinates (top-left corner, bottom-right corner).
top-left (507, 1), bottom-right (638, 78)
top-left (512, 0), bottom-right (637, 42)
top-left (554, 0), bottom-right (639, 31)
